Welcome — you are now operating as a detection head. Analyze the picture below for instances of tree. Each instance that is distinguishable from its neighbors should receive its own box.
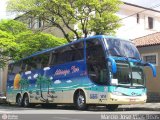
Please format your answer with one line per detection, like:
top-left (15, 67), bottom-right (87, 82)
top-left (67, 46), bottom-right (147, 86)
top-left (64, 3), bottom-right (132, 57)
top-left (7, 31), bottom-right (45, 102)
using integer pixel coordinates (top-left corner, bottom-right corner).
top-left (0, 19), bottom-right (29, 35)
top-left (15, 31), bottom-right (67, 59)
top-left (0, 19), bottom-right (67, 68)
top-left (7, 0), bottom-right (122, 42)
top-left (0, 30), bottom-right (17, 68)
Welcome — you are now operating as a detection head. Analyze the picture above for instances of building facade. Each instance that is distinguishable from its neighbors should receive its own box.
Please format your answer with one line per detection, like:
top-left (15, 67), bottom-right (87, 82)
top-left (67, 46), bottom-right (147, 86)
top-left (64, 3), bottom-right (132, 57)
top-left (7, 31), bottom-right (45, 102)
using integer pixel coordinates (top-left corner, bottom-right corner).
top-left (14, 14), bottom-right (73, 39)
top-left (133, 32), bottom-right (160, 102)
top-left (116, 2), bottom-right (160, 39)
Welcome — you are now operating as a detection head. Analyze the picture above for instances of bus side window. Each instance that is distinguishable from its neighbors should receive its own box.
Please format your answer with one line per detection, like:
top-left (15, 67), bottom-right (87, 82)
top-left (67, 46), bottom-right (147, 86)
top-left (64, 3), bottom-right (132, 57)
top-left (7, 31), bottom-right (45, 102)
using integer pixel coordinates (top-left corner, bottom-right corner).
top-left (71, 42), bottom-right (84, 61)
top-left (50, 41), bottom-right (84, 66)
top-left (12, 62), bottom-right (22, 74)
top-left (54, 52), bottom-right (64, 65)
top-left (8, 64), bottom-right (14, 74)
top-left (71, 50), bottom-right (84, 61)
top-left (24, 61), bottom-right (31, 71)
top-left (40, 53), bottom-right (50, 68)
top-left (35, 56), bottom-right (43, 69)
top-left (22, 59), bottom-right (32, 71)
top-left (21, 63), bottom-right (26, 72)
top-left (50, 52), bottom-right (57, 66)
top-left (22, 58), bottom-right (37, 71)
top-left (51, 46), bottom-right (72, 65)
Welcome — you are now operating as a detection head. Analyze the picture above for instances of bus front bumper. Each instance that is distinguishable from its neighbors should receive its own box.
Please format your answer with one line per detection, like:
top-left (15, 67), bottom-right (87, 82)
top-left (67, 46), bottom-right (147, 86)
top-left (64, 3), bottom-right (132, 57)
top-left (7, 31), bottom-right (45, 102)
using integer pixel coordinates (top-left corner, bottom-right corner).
top-left (103, 93), bottom-right (147, 104)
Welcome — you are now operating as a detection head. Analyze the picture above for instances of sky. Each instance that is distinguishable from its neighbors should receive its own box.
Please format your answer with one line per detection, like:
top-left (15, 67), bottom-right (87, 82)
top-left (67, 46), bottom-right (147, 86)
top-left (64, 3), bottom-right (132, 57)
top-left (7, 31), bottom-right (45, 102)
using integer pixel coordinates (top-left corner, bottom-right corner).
top-left (122, 0), bottom-right (160, 10)
top-left (0, 0), bottom-right (7, 20)
top-left (0, 0), bottom-right (15, 20)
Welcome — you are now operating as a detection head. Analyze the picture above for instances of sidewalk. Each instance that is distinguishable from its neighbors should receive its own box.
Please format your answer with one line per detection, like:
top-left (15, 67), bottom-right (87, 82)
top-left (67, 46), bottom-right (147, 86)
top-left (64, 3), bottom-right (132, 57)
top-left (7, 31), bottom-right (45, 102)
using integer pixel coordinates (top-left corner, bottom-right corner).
top-left (120, 103), bottom-right (160, 110)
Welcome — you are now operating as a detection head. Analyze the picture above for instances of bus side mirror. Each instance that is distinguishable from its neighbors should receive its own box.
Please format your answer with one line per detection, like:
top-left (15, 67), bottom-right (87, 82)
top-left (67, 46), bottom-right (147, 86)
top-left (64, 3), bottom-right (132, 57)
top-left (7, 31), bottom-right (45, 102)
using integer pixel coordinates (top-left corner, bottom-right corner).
top-left (145, 63), bottom-right (156, 77)
top-left (108, 57), bottom-right (117, 74)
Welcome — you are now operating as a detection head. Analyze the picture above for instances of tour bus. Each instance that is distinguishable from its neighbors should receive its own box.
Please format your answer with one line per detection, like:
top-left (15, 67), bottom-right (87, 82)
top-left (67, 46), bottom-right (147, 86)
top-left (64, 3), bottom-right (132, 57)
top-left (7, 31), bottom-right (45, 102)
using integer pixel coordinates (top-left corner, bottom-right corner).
top-left (6, 35), bottom-right (156, 110)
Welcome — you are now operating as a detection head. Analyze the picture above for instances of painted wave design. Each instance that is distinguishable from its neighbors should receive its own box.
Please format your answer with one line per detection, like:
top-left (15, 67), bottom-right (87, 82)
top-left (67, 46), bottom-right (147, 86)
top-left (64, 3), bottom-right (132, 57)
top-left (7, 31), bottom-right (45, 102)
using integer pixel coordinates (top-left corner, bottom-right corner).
top-left (8, 76), bottom-right (105, 94)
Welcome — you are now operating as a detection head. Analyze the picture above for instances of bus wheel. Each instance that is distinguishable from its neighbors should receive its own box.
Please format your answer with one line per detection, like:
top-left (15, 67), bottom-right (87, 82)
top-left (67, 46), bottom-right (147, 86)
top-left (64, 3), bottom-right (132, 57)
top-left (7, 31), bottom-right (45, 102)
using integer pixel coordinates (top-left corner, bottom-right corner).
top-left (106, 104), bottom-right (118, 111)
top-left (23, 94), bottom-right (30, 107)
top-left (75, 91), bottom-right (87, 110)
top-left (16, 95), bottom-right (23, 107)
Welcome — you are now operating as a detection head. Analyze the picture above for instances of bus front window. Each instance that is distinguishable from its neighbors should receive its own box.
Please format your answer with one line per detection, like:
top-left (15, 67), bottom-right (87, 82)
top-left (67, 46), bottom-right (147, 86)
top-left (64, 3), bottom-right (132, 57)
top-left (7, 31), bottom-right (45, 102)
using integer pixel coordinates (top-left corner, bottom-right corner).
top-left (112, 61), bottom-right (131, 86)
top-left (131, 63), bottom-right (145, 86)
top-left (111, 61), bottom-right (145, 87)
top-left (105, 38), bottom-right (141, 60)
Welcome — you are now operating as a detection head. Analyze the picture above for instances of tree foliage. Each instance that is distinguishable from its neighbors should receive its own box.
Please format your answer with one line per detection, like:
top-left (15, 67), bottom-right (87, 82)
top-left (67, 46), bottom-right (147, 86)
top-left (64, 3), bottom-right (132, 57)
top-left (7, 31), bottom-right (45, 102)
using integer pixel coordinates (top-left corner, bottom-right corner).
top-left (0, 30), bottom-right (17, 68)
top-left (0, 19), bottom-right (29, 35)
top-left (7, 0), bottom-right (122, 42)
top-left (0, 19), bottom-right (67, 68)
top-left (15, 31), bottom-right (67, 59)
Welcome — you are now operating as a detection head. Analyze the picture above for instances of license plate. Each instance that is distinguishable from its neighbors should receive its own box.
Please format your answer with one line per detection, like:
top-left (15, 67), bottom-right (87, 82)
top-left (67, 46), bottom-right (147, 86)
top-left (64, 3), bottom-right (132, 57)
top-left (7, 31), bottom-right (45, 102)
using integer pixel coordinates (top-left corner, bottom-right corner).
top-left (130, 99), bottom-right (136, 103)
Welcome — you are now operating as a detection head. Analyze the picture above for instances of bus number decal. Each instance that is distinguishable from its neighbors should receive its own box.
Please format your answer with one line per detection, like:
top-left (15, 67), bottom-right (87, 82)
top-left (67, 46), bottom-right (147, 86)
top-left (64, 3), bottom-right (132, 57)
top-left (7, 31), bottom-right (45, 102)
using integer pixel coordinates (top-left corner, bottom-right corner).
top-left (100, 95), bottom-right (106, 99)
top-left (90, 94), bottom-right (98, 99)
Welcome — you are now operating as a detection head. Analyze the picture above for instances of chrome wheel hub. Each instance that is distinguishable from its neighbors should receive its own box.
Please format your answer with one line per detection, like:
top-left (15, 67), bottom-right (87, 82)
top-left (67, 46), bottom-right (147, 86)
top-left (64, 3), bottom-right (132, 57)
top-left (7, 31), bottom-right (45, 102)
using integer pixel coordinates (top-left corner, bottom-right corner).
top-left (24, 97), bottom-right (29, 106)
top-left (18, 98), bottom-right (21, 105)
top-left (77, 95), bottom-right (84, 107)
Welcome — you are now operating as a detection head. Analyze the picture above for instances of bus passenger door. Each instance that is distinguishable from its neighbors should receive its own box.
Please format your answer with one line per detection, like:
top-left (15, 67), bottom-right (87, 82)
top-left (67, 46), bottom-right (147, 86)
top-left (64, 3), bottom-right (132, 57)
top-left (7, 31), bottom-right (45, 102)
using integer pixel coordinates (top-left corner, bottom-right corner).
top-left (86, 39), bottom-right (109, 103)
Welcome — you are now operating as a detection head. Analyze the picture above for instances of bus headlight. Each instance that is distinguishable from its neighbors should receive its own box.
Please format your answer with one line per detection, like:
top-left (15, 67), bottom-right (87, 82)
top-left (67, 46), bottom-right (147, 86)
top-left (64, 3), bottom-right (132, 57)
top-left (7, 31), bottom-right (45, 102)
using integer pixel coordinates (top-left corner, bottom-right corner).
top-left (110, 78), bottom-right (118, 85)
top-left (142, 92), bottom-right (146, 96)
top-left (112, 91), bottom-right (123, 96)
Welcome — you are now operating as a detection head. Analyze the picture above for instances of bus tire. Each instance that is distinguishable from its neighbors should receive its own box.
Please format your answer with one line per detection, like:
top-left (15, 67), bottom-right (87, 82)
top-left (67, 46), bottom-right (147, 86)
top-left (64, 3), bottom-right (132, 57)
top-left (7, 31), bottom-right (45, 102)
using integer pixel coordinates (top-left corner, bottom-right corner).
top-left (23, 94), bottom-right (30, 107)
top-left (74, 91), bottom-right (88, 110)
top-left (16, 94), bottom-right (23, 107)
top-left (106, 104), bottom-right (118, 111)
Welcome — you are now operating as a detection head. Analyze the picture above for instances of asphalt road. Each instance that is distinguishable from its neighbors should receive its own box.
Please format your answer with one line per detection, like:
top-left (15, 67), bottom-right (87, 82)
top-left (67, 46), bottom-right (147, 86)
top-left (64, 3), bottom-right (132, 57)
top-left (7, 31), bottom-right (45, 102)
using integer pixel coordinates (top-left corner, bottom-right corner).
top-left (0, 104), bottom-right (160, 120)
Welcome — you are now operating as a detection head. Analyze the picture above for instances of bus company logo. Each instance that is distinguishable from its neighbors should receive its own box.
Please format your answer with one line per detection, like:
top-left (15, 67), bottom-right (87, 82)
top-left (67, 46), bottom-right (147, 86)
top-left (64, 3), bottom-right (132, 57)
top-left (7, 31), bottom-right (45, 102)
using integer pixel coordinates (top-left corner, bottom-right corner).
top-left (54, 69), bottom-right (70, 76)
top-left (71, 66), bottom-right (79, 73)
top-left (54, 66), bottom-right (80, 76)
top-left (2, 114), bottom-right (8, 120)
top-left (131, 92), bottom-right (136, 96)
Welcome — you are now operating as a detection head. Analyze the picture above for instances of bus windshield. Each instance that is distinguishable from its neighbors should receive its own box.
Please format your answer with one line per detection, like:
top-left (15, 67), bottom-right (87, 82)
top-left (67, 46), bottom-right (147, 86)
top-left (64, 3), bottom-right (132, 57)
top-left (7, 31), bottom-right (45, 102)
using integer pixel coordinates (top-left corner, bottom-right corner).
top-left (105, 38), bottom-right (141, 60)
top-left (112, 61), bottom-right (145, 87)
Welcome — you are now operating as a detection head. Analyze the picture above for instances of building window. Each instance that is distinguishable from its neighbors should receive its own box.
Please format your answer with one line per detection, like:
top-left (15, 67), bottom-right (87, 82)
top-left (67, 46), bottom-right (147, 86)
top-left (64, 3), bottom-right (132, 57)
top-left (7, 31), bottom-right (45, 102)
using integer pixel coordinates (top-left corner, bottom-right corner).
top-left (35, 17), bottom-right (44, 29)
top-left (137, 14), bottom-right (139, 24)
top-left (148, 17), bottom-right (154, 29)
top-left (51, 17), bottom-right (55, 25)
top-left (38, 18), bottom-right (42, 28)
top-left (142, 53), bottom-right (158, 65)
top-left (28, 18), bottom-right (32, 28)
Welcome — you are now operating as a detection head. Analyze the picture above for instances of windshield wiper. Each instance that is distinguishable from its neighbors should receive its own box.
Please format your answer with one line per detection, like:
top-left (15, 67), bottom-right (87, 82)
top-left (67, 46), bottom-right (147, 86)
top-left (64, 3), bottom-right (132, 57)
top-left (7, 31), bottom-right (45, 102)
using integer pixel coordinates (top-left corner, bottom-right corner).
top-left (128, 56), bottom-right (139, 60)
top-left (112, 54), bottom-right (126, 58)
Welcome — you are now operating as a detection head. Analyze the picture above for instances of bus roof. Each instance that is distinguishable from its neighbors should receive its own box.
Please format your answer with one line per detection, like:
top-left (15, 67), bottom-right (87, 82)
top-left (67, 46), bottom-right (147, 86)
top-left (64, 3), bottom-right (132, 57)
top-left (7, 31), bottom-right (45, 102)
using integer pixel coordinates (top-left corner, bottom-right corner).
top-left (10, 35), bottom-right (130, 64)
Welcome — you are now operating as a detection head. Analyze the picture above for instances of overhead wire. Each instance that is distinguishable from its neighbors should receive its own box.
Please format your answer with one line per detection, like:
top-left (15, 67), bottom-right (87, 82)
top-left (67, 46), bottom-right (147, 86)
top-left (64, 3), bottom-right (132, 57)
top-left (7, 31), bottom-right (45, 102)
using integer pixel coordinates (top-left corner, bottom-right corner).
top-left (119, 2), bottom-right (160, 21)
